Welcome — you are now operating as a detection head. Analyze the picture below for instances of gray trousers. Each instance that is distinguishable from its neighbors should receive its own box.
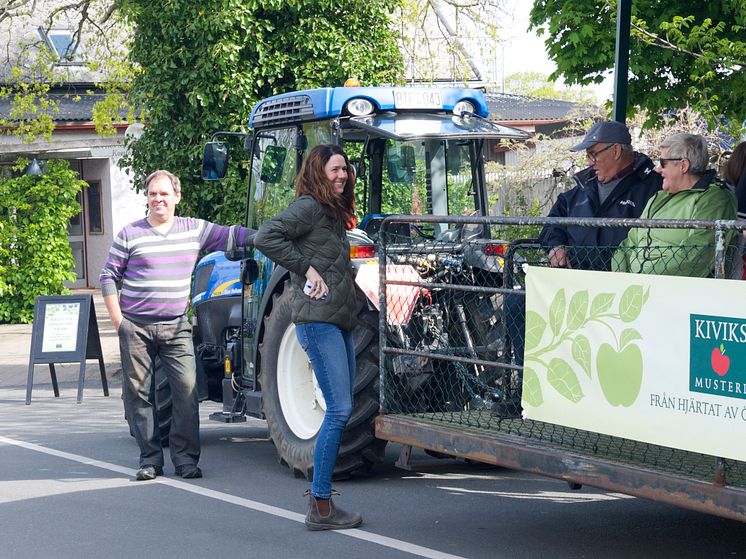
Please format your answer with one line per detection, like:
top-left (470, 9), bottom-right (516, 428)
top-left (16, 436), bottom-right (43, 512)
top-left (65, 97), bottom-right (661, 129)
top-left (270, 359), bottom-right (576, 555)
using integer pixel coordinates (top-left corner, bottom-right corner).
top-left (119, 316), bottom-right (200, 468)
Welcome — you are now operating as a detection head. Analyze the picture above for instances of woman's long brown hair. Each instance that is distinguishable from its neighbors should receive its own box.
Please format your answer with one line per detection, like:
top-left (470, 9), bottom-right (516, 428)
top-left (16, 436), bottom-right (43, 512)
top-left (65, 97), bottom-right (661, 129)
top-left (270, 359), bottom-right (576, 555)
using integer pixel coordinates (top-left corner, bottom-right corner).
top-left (295, 144), bottom-right (356, 229)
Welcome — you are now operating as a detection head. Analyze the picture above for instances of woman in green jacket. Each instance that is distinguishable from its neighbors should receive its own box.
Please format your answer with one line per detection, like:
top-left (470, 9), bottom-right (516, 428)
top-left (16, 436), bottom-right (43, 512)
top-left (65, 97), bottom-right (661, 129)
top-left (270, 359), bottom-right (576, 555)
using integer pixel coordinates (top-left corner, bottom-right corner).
top-left (612, 133), bottom-right (737, 277)
top-left (254, 144), bottom-right (362, 531)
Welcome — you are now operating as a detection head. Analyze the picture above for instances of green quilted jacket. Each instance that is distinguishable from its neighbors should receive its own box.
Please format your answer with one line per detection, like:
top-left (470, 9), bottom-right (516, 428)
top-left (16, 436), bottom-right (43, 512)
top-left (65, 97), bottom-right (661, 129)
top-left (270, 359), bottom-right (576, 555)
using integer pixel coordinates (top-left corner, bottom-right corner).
top-left (254, 195), bottom-right (359, 331)
top-left (612, 171), bottom-right (737, 277)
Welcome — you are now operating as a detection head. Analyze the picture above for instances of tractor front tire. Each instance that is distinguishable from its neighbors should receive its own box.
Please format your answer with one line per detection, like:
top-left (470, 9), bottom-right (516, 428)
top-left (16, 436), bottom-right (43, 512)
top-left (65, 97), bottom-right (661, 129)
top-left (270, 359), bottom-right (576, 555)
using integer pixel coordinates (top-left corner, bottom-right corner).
top-left (259, 282), bottom-right (384, 480)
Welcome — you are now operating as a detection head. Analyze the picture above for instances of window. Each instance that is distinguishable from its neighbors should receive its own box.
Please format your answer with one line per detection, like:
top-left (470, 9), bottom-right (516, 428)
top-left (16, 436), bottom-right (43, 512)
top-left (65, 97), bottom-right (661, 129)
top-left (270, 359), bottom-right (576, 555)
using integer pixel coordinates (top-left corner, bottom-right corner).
top-left (38, 27), bottom-right (83, 63)
top-left (86, 180), bottom-right (103, 234)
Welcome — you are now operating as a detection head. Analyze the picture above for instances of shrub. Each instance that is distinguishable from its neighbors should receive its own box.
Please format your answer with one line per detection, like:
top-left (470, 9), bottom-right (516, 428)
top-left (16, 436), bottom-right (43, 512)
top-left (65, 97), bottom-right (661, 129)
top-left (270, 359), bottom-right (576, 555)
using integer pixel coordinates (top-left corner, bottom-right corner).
top-left (0, 159), bottom-right (85, 323)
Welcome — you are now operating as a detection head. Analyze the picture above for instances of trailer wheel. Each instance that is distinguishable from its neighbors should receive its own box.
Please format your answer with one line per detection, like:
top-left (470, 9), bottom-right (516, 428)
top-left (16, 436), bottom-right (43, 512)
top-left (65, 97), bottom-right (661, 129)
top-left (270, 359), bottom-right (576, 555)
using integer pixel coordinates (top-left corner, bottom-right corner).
top-left (259, 282), bottom-right (385, 480)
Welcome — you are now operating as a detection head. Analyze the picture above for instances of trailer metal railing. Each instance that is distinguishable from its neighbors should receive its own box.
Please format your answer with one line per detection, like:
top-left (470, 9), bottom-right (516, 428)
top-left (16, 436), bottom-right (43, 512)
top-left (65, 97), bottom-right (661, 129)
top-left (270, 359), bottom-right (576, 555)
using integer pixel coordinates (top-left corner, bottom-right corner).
top-left (374, 215), bottom-right (746, 521)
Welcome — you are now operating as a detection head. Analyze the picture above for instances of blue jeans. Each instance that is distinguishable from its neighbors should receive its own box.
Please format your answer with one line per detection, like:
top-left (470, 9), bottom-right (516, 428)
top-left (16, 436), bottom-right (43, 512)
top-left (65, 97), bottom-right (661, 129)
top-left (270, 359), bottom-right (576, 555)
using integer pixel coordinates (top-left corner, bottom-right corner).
top-left (119, 316), bottom-right (200, 468)
top-left (295, 322), bottom-right (355, 499)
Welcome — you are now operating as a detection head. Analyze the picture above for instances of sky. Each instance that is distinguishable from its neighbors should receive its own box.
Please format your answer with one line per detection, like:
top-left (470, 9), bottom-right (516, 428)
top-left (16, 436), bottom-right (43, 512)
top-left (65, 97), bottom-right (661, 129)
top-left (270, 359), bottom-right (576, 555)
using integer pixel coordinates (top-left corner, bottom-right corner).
top-left (496, 0), bottom-right (614, 102)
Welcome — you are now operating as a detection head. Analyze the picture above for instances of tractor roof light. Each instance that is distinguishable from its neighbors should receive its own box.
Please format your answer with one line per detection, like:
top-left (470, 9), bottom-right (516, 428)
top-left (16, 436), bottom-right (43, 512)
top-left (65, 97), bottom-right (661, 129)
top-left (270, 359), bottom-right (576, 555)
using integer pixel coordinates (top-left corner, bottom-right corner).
top-left (453, 100), bottom-right (475, 117)
top-left (345, 98), bottom-right (375, 116)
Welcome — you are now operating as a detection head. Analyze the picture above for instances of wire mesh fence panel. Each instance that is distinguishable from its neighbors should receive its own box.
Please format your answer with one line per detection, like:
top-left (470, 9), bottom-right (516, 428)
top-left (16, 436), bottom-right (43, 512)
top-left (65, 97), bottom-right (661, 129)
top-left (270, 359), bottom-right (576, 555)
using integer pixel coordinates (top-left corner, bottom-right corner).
top-left (377, 215), bottom-right (746, 489)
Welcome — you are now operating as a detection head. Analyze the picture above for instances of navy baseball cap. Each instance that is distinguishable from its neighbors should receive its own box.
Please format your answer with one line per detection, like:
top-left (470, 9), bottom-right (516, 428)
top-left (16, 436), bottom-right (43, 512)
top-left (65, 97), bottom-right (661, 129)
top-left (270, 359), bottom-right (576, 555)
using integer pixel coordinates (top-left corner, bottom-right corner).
top-left (570, 121), bottom-right (632, 152)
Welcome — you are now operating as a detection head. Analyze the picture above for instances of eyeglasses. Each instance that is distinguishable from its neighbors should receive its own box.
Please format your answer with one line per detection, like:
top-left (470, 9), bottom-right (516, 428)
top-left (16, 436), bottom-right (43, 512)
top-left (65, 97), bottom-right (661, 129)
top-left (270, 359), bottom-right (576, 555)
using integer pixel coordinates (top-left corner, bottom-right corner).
top-left (659, 158), bottom-right (684, 168)
top-left (586, 143), bottom-right (616, 163)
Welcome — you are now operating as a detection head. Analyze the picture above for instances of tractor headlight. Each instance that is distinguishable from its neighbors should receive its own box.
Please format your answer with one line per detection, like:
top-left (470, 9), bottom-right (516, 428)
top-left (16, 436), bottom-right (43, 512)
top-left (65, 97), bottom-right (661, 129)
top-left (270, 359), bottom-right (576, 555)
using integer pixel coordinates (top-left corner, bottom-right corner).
top-left (453, 100), bottom-right (475, 117)
top-left (346, 98), bottom-right (374, 116)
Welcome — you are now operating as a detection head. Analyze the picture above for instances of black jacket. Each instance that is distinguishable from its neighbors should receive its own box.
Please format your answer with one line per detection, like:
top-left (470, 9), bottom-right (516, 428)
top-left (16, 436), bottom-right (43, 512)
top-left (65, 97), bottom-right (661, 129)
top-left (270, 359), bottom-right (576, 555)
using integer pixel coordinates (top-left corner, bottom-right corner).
top-left (538, 153), bottom-right (663, 270)
top-left (254, 195), bottom-right (359, 331)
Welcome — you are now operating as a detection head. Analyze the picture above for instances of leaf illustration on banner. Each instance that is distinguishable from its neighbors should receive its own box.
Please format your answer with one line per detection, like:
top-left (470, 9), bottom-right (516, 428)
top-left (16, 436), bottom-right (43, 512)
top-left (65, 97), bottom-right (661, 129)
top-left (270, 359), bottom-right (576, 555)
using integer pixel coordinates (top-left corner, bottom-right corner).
top-left (590, 292), bottom-right (615, 316)
top-left (566, 290), bottom-right (589, 330)
top-left (619, 285), bottom-right (644, 323)
top-left (525, 310), bottom-right (547, 351)
top-left (620, 328), bottom-right (642, 349)
top-left (548, 288), bottom-right (566, 336)
top-left (547, 357), bottom-right (584, 403)
top-left (522, 366), bottom-right (543, 407)
top-left (571, 334), bottom-right (592, 377)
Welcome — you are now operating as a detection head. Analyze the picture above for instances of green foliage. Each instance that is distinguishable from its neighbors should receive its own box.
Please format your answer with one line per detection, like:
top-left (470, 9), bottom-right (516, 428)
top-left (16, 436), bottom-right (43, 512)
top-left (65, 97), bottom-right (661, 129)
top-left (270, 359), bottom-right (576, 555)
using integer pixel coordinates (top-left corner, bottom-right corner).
top-left (0, 160), bottom-right (84, 324)
top-left (0, 51), bottom-right (60, 142)
top-left (119, 0), bottom-right (404, 225)
top-left (529, 0), bottom-right (746, 133)
top-left (0, 2), bottom-right (136, 143)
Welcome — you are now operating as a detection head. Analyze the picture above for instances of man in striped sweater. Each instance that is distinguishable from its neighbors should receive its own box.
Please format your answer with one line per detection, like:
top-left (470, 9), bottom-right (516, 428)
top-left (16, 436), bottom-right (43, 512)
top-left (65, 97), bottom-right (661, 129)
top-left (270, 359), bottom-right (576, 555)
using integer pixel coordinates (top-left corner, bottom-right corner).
top-left (100, 169), bottom-right (254, 481)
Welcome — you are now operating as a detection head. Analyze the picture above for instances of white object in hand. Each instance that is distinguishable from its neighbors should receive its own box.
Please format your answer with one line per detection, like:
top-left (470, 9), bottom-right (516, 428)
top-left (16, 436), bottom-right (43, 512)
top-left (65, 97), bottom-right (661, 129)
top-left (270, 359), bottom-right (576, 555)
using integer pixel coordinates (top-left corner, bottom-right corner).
top-left (304, 281), bottom-right (328, 299)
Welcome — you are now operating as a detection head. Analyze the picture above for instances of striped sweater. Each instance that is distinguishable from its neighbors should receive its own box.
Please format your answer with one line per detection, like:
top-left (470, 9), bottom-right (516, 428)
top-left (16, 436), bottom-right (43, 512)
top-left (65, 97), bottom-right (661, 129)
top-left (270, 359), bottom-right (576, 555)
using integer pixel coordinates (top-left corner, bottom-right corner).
top-left (99, 217), bottom-right (248, 322)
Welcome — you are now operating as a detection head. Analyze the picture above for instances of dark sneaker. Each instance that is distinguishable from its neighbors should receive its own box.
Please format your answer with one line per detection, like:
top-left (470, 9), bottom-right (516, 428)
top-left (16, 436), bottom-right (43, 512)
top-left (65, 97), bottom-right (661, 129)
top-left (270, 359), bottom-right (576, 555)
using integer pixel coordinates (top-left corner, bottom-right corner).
top-left (304, 490), bottom-right (362, 531)
top-left (175, 464), bottom-right (202, 479)
top-left (135, 465), bottom-right (163, 481)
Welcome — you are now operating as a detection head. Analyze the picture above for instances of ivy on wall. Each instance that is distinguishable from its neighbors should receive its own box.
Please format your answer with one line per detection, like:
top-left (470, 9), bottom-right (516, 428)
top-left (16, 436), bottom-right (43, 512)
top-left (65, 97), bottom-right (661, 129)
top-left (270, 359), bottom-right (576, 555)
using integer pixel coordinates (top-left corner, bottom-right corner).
top-left (0, 159), bottom-right (86, 324)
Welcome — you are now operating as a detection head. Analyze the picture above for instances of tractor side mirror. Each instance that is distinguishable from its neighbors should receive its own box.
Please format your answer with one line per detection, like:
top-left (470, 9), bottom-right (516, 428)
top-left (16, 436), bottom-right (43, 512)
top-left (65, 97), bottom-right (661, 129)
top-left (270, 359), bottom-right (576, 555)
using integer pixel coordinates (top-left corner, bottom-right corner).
top-left (202, 142), bottom-right (229, 181)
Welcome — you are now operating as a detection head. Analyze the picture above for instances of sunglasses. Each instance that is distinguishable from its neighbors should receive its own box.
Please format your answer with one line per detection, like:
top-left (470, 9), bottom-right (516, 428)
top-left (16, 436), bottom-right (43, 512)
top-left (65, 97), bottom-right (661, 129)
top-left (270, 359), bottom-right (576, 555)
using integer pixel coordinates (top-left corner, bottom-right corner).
top-left (659, 158), bottom-right (684, 168)
top-left (586, 143), bottom-right (616, 163)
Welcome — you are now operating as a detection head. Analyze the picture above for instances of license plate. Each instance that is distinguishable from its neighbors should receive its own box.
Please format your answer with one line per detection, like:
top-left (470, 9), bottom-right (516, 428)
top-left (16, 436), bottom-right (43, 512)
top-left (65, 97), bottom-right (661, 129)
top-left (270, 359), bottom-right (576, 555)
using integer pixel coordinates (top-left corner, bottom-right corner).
top-left (394, 89), bottom-right (443, 109)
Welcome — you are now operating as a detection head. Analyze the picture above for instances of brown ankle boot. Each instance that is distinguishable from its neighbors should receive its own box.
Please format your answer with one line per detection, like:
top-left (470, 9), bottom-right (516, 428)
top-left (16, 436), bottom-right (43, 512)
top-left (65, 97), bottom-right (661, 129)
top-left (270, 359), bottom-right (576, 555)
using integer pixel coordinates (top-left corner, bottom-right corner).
top-left (304, 490), bottom-right (362, 531)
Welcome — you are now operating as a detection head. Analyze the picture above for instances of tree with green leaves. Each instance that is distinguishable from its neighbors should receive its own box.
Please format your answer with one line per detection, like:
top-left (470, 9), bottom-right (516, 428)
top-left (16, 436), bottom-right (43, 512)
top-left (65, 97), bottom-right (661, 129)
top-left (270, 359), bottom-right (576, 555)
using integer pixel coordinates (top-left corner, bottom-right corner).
top-left (0, 159), bottom-right (85, 323)
top-left (529, 0), bottom-right (746, 132)
top-left (0, 0), bottom-right (134, 141)
top-left (396, 0), bottom-right (507, 84)
top-left (118, 0), bottom-right (403, 224)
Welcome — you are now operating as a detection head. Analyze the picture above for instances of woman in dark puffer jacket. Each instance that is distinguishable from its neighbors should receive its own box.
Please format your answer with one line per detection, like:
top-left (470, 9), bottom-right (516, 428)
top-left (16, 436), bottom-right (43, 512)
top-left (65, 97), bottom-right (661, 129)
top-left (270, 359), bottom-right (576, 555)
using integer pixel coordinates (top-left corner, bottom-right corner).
top-left (255, 144), bottom-right (362, 531)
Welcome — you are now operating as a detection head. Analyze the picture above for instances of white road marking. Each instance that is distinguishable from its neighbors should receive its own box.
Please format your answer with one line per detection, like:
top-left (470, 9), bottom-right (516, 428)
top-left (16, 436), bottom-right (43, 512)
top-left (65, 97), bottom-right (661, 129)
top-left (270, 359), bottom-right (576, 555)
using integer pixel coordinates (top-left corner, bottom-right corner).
top-left (0, 478), bottom-right (134, 504)
top-left (0, 435), bottom-right (468, 559)
top-left (441, 486), bottom-right (635, 503)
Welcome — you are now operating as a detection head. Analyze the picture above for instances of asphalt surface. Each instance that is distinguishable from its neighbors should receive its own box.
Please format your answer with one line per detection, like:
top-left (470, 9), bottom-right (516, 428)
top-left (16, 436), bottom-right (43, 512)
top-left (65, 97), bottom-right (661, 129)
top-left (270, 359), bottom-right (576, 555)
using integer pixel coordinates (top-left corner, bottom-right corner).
top-left (2, 290), bottom-right (746, 558)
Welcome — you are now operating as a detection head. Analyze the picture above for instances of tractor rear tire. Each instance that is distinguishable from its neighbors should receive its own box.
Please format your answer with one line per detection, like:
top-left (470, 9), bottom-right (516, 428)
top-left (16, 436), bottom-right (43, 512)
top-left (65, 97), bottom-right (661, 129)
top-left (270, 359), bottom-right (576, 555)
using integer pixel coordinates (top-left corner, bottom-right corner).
top-left (259, 282), bottom-right (385, 480)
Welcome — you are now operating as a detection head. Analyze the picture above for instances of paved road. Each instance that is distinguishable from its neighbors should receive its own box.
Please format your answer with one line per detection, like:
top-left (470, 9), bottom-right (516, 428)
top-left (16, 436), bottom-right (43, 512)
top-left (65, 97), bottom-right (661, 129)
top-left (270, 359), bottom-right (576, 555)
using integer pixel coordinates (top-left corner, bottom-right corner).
top-left (2, 290), bottom-right (746, 558)
top-left (2, 381), bottom-right (746, 559)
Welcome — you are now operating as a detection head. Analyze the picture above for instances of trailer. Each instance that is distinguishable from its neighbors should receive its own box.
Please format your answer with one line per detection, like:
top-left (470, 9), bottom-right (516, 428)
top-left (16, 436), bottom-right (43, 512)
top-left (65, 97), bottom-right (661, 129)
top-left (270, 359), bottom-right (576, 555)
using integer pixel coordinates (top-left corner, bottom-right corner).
top-left (373, 213), bottom-right (746, 522)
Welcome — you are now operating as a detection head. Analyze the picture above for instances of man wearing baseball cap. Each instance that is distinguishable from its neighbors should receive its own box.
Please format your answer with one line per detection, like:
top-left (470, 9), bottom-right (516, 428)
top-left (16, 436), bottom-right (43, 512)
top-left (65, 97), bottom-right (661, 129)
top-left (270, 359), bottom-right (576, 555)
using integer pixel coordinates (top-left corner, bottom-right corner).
top-left (538, 120), bottom-right (662, 270)
top-left (503, 120), bottom-right (661, 378)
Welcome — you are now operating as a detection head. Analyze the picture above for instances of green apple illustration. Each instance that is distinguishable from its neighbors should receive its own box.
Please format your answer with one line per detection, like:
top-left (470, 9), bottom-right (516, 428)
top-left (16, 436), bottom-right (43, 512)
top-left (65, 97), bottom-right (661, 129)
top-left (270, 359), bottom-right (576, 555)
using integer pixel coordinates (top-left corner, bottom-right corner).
top-left (596, 342), bottom-right (643, 407)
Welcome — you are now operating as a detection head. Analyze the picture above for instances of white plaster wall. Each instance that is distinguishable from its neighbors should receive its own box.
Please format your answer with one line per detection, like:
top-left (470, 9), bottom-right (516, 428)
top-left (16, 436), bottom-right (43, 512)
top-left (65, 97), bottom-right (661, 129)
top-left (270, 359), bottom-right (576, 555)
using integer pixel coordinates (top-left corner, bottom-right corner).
top-left (93, 158), bottom-right (145, 287)
top-left (67, 157), bottom-right (144, 288)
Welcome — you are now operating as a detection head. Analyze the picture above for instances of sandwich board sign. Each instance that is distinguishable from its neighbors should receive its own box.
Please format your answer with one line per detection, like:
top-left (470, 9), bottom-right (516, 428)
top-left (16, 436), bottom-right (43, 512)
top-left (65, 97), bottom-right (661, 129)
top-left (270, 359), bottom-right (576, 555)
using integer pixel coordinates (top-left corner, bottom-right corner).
top-left (26, 294), bottom-right (109, 404)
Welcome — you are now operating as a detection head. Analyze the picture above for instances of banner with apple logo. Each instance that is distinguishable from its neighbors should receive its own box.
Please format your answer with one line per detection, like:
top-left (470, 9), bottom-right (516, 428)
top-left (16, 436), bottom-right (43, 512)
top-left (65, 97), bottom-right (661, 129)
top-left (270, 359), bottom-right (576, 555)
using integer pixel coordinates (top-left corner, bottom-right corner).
top-left (522, 267), bottom-right (746, 462)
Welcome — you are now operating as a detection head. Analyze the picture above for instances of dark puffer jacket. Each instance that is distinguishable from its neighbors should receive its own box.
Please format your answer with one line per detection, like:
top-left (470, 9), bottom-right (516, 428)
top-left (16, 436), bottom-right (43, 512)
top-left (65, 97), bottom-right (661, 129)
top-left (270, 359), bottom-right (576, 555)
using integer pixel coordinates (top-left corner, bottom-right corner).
top-left (539, 153), bottom-right (662, 270)
top-left (254, 195), bottom-right (359, 332)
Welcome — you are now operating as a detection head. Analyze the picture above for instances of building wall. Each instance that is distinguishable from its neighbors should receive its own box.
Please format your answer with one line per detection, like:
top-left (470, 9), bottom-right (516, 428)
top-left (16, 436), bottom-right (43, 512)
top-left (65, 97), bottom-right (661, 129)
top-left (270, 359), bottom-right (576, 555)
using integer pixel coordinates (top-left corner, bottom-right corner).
top-left (68, 155), bottom-right (143, 289)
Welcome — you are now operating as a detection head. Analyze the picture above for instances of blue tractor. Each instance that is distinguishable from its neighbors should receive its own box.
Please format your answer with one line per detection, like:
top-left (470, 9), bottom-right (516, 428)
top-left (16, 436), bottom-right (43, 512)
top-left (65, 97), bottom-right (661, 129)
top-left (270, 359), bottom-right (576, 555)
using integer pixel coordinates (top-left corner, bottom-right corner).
top-left (193, 84), bottom-right (529, 479)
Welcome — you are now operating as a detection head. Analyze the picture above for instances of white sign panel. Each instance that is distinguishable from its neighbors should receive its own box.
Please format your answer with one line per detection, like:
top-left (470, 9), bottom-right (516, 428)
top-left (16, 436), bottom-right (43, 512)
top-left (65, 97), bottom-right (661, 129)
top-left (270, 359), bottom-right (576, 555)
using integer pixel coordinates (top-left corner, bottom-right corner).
top-left (522, 267), bottom-right (746, 462)
top-left (41, 302), bottom-right (80, 353)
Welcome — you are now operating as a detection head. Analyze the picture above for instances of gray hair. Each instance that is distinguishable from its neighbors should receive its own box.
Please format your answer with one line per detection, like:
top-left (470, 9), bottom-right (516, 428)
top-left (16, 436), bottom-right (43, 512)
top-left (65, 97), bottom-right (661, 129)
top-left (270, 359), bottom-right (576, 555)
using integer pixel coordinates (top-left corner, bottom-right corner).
top-left (660, 133), bottom-right (709, 175)
top-left (144, 169), bottom-right (181, 194)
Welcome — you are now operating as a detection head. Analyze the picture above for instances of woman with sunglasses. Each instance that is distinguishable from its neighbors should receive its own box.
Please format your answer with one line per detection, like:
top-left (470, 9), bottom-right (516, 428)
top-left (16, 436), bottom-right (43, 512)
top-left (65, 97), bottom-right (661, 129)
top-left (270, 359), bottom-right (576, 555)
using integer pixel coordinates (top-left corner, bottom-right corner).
top-left (612, 133), bottom-right (737, 277)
